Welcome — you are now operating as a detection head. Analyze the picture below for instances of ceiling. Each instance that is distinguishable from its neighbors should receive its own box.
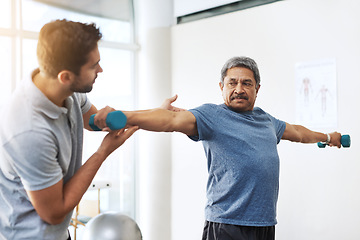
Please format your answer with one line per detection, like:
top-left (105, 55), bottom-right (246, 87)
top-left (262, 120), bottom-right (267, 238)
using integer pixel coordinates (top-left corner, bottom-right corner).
top-left (35, 0), bottom-right (131, 21)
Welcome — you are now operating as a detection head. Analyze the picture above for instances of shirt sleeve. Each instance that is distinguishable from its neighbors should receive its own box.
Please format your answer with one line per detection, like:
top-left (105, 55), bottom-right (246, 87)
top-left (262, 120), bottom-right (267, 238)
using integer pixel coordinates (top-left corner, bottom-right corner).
top-left (267, 113), bottom-right (286, 143)
top-left (75, 93), bottom-right (92, 114)
top-left (188, 104), bottom-right (219, 142)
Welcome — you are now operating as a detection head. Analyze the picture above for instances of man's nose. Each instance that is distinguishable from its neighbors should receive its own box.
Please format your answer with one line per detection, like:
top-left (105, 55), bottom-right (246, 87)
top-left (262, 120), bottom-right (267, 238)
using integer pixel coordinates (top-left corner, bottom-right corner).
top-left (98, 65), bottom-right (103, 73)
top-left (234, 83), bottom-right (244, 93)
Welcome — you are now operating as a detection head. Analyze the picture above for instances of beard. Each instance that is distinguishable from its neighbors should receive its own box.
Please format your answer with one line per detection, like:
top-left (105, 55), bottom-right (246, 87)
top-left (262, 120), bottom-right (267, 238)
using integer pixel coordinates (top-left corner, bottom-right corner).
top-left (70, 84), bottom-right (93, 93)
top-left (70, 76), bottom-right (95, 93)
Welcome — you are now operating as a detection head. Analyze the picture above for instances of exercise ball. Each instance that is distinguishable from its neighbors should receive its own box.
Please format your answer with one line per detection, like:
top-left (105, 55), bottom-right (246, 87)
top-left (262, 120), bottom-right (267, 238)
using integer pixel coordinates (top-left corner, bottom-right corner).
top-left (82, 212), bottom-right (142, 240)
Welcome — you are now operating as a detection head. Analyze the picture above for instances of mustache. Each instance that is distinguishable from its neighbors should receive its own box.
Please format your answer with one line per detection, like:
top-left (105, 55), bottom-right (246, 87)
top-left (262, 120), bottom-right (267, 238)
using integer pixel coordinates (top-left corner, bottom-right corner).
top-left (231, 94), bottom-right (248, 101)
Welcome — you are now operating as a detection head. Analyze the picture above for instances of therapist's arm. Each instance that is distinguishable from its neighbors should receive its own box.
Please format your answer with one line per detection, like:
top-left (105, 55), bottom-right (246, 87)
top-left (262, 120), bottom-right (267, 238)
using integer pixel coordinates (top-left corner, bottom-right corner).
top-left (26, 126), bottom-right (138, 225)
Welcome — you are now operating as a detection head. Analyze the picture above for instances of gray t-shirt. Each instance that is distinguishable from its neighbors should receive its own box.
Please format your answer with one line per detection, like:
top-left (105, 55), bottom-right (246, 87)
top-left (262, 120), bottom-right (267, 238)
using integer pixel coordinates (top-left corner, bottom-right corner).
top-left (0, 71), bottom-right (92, 240)
top-left (189, 104), bottom-right (286, 226)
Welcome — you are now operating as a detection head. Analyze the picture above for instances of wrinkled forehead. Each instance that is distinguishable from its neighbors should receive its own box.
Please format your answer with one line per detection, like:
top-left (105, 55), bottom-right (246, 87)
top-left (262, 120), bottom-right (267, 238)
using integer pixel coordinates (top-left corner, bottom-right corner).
top-left (224, 67), bottom-right (255, 81)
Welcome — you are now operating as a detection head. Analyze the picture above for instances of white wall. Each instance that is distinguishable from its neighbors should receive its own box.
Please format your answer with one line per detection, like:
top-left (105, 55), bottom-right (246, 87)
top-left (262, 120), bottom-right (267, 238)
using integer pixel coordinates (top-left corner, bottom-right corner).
top-left (171, 0), bottom-right (360, 239)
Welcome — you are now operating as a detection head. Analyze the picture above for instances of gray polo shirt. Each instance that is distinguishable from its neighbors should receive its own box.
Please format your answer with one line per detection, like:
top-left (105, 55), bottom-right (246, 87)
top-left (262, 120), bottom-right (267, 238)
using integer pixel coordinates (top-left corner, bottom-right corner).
top-left (0, 71), bottom-right (92, 240)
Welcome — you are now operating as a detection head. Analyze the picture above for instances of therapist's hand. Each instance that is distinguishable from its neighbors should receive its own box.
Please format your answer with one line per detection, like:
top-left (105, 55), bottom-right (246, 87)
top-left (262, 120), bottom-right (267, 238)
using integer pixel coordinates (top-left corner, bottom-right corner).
top-left (93, 106), bottom-right (116, 131)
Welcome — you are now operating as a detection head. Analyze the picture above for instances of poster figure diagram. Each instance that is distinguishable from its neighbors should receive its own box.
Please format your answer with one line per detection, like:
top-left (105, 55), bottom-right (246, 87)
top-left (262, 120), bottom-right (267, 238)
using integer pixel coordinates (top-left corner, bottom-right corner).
top-left (299, 77), bottom-right (312, 105)
top-left (316, 84), bottom-right (333, 117)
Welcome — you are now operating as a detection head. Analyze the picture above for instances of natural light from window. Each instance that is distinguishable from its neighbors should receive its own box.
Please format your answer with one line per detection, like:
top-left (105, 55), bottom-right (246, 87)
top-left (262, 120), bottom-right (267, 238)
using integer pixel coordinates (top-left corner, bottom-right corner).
top-left (0, 0), bottom-right (11, 28)
top-left (22, 0), bottom-right (131, 43)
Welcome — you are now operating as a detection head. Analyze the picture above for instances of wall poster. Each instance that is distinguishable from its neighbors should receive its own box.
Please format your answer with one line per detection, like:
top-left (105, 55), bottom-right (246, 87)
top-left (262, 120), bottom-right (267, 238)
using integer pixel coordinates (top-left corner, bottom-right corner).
top-left (295, 58), bottom-right (337, 130)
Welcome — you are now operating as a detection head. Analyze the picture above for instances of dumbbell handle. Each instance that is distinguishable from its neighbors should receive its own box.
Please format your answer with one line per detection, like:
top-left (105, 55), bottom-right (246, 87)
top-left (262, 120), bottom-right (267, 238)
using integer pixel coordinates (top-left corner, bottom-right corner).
top-left (89, 111), bottom-right (127, 131)
top-left (317, 134), bottom-right (351, 148)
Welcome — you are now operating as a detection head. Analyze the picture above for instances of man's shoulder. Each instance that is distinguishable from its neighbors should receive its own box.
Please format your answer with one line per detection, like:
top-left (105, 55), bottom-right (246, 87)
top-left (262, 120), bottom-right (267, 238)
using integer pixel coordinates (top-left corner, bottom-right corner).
top-left (189, 103), bottom-right (224, 116)
top-left (253, 106), bottom-right (266, 114)
top-left (1, 93), bottom-right (56, 143)
top-left (191, 103), bottom-right (223, 111)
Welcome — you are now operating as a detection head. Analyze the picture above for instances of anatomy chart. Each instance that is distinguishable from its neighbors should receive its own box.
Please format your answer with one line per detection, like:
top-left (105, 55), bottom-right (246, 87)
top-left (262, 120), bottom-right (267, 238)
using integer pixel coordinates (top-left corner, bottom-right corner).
top-left (295, 58), bottom-right (337, 129)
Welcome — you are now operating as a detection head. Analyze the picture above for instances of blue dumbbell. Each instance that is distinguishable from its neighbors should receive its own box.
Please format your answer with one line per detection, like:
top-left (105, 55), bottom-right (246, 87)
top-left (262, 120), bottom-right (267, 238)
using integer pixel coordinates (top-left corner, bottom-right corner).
top-left (317, 134), bottom-right (351, 148)
top-left (89, 111), bottom-right (127, 131)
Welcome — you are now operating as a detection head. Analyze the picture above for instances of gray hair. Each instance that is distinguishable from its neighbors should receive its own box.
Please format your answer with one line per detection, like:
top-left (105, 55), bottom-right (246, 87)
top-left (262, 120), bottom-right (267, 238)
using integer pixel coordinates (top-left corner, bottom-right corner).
top-left (220, 56), bottom-right (261, 87)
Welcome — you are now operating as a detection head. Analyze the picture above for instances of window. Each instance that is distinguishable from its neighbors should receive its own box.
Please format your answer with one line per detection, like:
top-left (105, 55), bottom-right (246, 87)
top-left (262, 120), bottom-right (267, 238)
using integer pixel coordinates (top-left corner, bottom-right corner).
top-left (2, 0), bottom-right (137, 223)
top-left (21, 0), bottom-right (132, 43)
top-left (83, 46), bottom-right (136, 216)
top-left (0, 37), bottom-right (12, 108)
top-left (176, 0), bottom-right (283, 24)
top-left (0, 0), bottom-right (11, 29)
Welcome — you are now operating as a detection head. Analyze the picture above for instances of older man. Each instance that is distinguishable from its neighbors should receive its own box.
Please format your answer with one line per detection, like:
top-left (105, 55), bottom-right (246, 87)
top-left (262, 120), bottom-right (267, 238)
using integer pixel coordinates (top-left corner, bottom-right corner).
top-left (98, 56), bottom-right (342, 240)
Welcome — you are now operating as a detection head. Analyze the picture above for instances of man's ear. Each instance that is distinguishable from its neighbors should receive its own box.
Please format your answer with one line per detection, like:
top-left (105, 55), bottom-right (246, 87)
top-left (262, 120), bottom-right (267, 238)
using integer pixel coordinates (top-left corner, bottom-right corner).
top-left (57, 70), bottom-right (74, 85)
top-left (256, 84), bottom-right (261, 94)
top-left (219, 81), bottom-right (224, 91)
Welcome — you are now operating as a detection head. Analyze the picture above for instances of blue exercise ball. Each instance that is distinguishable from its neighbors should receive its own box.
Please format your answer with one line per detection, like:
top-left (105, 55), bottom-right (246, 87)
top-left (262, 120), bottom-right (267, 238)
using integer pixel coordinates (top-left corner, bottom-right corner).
top-left (82, 212), bottom-right (142, 240)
